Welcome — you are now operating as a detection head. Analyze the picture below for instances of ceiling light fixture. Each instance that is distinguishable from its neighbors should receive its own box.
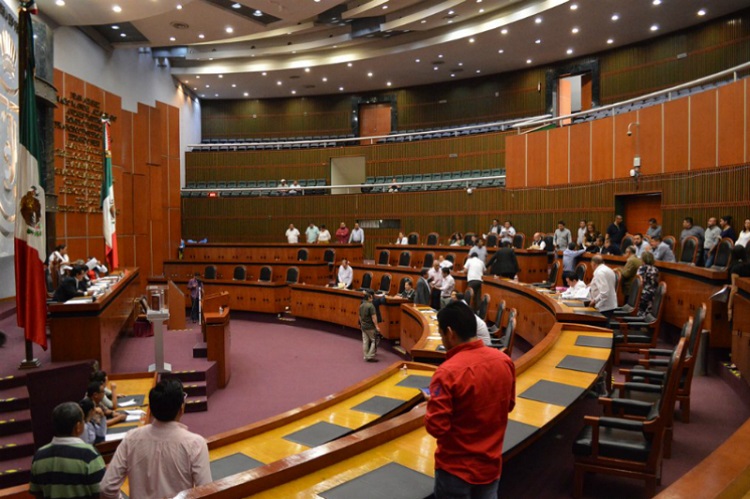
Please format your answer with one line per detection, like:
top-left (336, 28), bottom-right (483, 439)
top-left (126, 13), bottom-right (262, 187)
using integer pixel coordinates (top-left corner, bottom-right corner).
top-left (387, 81), bottom-right (392, 86)
top-left (277, 81), bottom-right (282, 85)
top-left (570, 3), bottom-right (578, 10)
top-left (535, 17), bottom-right (542, 24)
top-left (652, 0), bottom-right (661, 5)
top-left (469, 38), bottom-right (475, 43)
top-left (650, 24), bottom-right (659, 31)
top-left (232, 2), bottom-right (241, 8)
top-left (218, 74), bottom-right (223, 78)
top-left (697, 8), bottom-right (706, 16)
top-left (111, 25), bottom-right (119, 30)
top-left (253, 9), bottom-right (263, 17)
top-left (225, 26), bottom-right (234, 33)
top-left (476, 69), bottom-right (481, 73)
top-left (566, 48), bottom-right (573, 54)
top-left (339, 86), bottom-right (344, 91)
top-left (55, 0), bottom-right (65, 5)
top-left (243, 92), bottom-right (249, 97)
top-left (291, 90), bottom-right (296, 94)
top-left (112, 5), bottom-right (122, 13)
top-left (607, 38), bottom-right (614, 44)
top-left (535, 39), bottom-right (541, 44)
top-left (120, 33), bottom-right (126, 37)
top-left (232, 84), bottom-right (236, 88)
top-left (176, 4), bottom-right (182, 9)
top-left (498, 49), bottom-right (504, 54)
top-left (611, 13), bottom-right (620, 21)
top-left (198, 34), bottom-right (205, 39)
top-left (571, 27), bottom-right (579, 34)
top-left (347, 62), bottom-right (352, 67)
top-left (322, 77), bottom-right (328, 82)
top-left (501, 28), bottom-right (508, 34)
top-left (526, 59), bottom-right (532, 64)
top-left (304, 68), bottom-right (310, 72)
top-left (367, 72), bottom-right (373, 77)
top-left (262, 72), bottom-right (267, 76)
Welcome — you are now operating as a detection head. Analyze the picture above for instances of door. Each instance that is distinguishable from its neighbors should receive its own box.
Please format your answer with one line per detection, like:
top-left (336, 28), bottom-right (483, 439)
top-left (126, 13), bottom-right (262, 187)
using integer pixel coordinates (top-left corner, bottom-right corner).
top-left (359, 103), bottom-right (392, 144)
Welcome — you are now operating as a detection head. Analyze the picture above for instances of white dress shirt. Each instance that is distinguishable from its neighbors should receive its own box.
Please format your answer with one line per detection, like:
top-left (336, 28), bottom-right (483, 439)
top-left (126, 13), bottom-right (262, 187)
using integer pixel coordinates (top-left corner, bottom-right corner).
top-left (337, 264), bottom-right (353, 287)
top-left (285, 228), bottom-right (300, 244)
top-left (561, 280), bottom-right (590, 300)
top-left (589, 264), bottom-right (618, 312)
top-left (349, 228), bottom-right (365, 243)
top-left (464, 257), bottom-right (486, 282)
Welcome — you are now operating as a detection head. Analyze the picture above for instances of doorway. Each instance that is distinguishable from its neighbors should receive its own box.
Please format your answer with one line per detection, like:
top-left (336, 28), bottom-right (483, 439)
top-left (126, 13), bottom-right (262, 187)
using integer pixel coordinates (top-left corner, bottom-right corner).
top-left (359, 103), bottom-right (392, 144)
top-left (615, 192), bottom-right (662, 236)
top-left (557, 73), bottom-right (593, 125)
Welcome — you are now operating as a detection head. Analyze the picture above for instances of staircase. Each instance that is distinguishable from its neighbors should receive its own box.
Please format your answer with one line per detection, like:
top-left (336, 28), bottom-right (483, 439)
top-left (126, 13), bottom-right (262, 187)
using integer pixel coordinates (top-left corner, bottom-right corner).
top-left (160, 361), bottom-right (217, 413)
top-left (0, 374), bottom-right (33, 490)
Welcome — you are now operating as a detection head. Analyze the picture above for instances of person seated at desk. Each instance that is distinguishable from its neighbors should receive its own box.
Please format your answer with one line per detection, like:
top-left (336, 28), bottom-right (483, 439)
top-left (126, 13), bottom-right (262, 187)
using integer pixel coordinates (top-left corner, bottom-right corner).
top-left (586, 235), bottom-right (605, 253)
top-left (78, 398), bottom-right (106, 445)
top-left (90, 370), bottom-right (118, 411)
top-left (336, 258), bottom-right (353, 289)
top-left (528, 232), bottom-right (546, 250)
top-left (487, 241), bottom-right (519, 279)
top-left (560, 275), bottom-right (589, 300)
top-left (395, 231), bottom-right (409, 245)
top-left (388, 178), bottom-right (401, 193)
top-left (288, 180), bottom-right (302, 196)
top-left (86, 381), bottom-right (125, 426)
top-left (450, 292), bottom-right (492, 346)
top-left (650, 235), bottom-right (676, 262)
top-left (600, 237), bottom-right (622, 256)
top-left (499, 221), bottom-right (516, 245)
top-left (449, 232), bottom-right (464, 246)
top-left (373, 280), bottom-right (415, 322)
top-left (52, 266), bottom-right (87, 302)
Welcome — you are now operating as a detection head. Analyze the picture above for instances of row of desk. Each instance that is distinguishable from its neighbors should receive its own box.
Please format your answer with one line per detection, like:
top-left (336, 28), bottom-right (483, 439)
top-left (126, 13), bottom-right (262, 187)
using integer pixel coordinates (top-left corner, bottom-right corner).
top-left (182, 242), bottom-right (363, 264)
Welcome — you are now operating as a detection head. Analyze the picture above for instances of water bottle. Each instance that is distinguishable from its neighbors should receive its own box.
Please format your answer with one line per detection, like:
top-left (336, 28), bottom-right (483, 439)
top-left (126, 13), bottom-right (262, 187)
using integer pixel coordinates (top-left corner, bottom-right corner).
top-left (400, 364), bottom-right (408, 377)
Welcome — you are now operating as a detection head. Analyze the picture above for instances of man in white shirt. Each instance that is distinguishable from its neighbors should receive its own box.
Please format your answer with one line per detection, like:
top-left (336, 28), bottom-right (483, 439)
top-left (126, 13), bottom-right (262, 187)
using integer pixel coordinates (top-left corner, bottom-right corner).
top-left (632, 233), bottom-right (647, 257)
top-left (528, 232), bottom-right (546, 250)
top-left (100, 379), bottom-right (211, 499)
top-left (499, 221), bottom-right (516, 244)
top-left (285, 223), bottom-right (300, 244)
top-left (561, 275), bottom-right (589, 300)
top-left (704, 217), bottom-right (722, 267)
top-left (428, 261), bottom-right (444, 309)
top-left (588, 255), bottom-right (618, 316)
top-left (349, 222), bottom-right (365, 244)
top-left (577, 220), bottom-right (587, 247)
top-left (305, 223), bottom-right (319, 244)
top-left (318, 224), bottom-right (331, 243)
top-left (439, 267), bottom-right (455, 309)
top-left (337, 258), bottom-right (353, 288)
top-left (463, 251), bottom-right (486, 311)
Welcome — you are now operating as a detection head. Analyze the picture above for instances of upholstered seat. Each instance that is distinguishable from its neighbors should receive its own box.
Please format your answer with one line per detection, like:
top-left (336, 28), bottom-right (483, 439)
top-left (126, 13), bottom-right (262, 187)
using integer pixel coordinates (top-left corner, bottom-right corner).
top-left (378, 249), bottom-right (390, 266)
top-left (398, 251), bottom-right (411, 267)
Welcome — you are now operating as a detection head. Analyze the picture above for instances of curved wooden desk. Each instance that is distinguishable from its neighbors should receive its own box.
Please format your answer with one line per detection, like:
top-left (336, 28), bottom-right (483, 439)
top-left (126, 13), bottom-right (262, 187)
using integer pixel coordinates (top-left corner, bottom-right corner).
top-left (289, 284), bottom-right (408, 339)
top-left (168, 279), bottom-right (291, 314)
top-left (163, 260), bottom-right (330, 286)
top-left (176, 323), bottom-right (612, 498)
top-left (375, 244), bottom-right (549, 283)
top-left (48, 268), bottom-right (141, 373)
top-left (350, 263), bottom-right (467, 296)
top-left (183, 242), bottom-right (364, 264)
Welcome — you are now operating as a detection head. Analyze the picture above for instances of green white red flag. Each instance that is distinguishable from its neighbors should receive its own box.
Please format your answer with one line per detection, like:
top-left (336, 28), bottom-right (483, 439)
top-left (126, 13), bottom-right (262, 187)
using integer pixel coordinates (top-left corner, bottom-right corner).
top-left (14, 1), bottom-right (47, 350)
top-left (100, 118), bottom-right (118, 270)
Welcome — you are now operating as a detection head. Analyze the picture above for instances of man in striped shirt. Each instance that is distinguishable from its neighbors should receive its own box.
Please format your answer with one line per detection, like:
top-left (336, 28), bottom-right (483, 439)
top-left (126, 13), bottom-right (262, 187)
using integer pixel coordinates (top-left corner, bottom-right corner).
top-left (29, 402), bottom-right (105, 499)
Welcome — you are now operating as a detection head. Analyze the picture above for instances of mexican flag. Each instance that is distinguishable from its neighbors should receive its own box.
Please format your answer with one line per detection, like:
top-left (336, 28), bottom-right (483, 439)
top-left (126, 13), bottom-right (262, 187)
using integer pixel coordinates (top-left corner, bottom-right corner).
top-left (101, 118), bottom-right (118, 270)
top-left (14, 1), bottom-right (47, 350)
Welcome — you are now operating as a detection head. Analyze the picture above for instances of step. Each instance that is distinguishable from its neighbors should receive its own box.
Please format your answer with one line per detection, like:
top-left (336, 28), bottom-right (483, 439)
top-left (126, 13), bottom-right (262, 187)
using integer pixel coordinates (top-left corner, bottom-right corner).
top-left (0, 374), bottom-right (26, 392)
top-left (162, 370), bottom-right (206, 383)
top-left (0, 458), bottom-right (31, 490)
top-left (184, 396), bottom-right (207, 413)
top-left (183, 381), bottom-right (207, 398)
top-left (192, 342), bottom-right (207, 358)
top-left (0, 386), bottom-right (29, 413)
top-left (0, 410), bottom-right (32, 437)
top-left (0, 432), bottom-right (34, 461)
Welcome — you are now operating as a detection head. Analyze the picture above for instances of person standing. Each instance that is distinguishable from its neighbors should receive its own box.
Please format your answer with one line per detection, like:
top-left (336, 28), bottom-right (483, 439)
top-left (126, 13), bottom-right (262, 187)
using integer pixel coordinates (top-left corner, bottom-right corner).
top-left (335, 222), bottom-right (349, 244)
top-left (553, 221), bottom-right (572, 251)
top-left (187, 273), bottom-right (202, 323)
top-left (100, 379), bottom-right (211, 499)
top-left (305, 223), bottom-right (319, 244)
top-left (416, 268), bottom-right (432, 306)
top-left (428, 260), bottom-right (444, 310)
top-left (359, 291), bottom-right (380, 362)
top-left (589, 255), bottom-right (618, 317)
top-left (620, 245), bottom-right (643, 297)
top-left (318, 224), bottom-right (332, 244)
top-left (285, 223), bottom-right (300, 244)
top-left (439, 267), bottom-right (456, 309)
top-left (349, 222), bottom-right (365, 244)
top-left (425, 301), bottom-right (516, 499)
top-left (463, 252), bottom-right (486, 311)
top-left (606, 214), bottom-right (627, 247)
top-left (487, 241), bottom-right (519, 279)
top-left (29, 402), bottom-right (106, 499)
top-left (577, 220), bottom-right (587, 247)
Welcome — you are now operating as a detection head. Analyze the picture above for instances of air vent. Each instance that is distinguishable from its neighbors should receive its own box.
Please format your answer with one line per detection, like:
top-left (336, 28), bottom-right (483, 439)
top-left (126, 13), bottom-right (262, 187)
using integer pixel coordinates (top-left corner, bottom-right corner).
top-left (431, 60), bottom-right (445, 65)
top-left (450, 68), bottom-right (464, 73)
top-left (303, 85), bottom-right (316, 89)
top-left (289, 75), bottom-right (301, 79)
top-left (171, 22), bottom-right (190, 29)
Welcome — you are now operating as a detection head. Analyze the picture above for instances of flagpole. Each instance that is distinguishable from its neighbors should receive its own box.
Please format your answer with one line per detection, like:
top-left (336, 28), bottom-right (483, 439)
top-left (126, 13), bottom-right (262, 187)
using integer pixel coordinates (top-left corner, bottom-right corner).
top-left (17, 1), bottom-right (41, 369)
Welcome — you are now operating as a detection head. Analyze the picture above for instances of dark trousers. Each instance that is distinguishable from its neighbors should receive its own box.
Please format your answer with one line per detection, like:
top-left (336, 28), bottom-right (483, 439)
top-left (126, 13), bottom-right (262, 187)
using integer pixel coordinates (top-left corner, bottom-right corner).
top-left (431, 289), bottom-right (442, 310)
top-left (467, 280), bottom-right (482, 311)
top-left (434, 469), bottom-right (499, 499)
top-left (190, 297), bottom-right (200, 322)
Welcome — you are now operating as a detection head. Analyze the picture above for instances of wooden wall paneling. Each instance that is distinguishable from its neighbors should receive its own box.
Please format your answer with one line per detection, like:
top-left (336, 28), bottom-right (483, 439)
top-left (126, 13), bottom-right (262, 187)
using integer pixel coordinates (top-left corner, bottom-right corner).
top-left (689, 90), bottom-right (718, 170)
top-left (66, 239), bottom-right (88, 262)
top-left (504, 134), bottom-right (526, 188)
top-left (662, 98), bottom-right (689, 173)
top-left (168, 105), bottom-right (180, 159)
top-left (65, 213), bottom-right (88, 238)
top-left (132, 174), bottom-right (149, 235)
top-left (121, 111), bottom-right (134, 174)
top-left (119, 172), bottom-right (134, 236)
top-left (118, 234), bottom-right (135, 268)
top-left (134, 105), bottom-right (149, 175)
top-left (103, 92), bottom-right (122, 165)
top-left (614, 111), bottom-right (640, 179)
top-left (718, 79), bottom-right (745, 167)
top-left (638, 103), bottom-right (663, 174)
top-left (157, 102), bottom-right (170, 161)
top-left (569, 122), bottom-right (591, 184)
top-left (135, 234), bottom-right (152, 278)
top-left (169, 209), bottom-right (182, 261)
top-left (591, 116), bottom-right (614, 181)
top-left (548, 126), bottom-right (569, 186)
top-left (149, 105), bottom-right (163, 166)
top-left (150, 165), bottom-right (164, 222)
top-left (526, 131), bottom-right (548, 187)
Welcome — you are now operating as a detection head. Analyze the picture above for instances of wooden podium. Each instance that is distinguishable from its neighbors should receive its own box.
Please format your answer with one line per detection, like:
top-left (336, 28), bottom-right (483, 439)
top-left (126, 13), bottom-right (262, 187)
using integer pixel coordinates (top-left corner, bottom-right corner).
top-left (202, 291), bottom-right (231, 388)
top-left (167, 280), bottom-right (186, 330)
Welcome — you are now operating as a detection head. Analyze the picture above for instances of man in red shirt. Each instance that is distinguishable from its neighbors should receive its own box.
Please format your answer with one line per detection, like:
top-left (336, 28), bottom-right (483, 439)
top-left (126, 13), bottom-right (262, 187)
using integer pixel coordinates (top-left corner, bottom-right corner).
top-left (335, 222), bottom-right (350, 244)
top-left (426, 301), bottom-right (516, 498)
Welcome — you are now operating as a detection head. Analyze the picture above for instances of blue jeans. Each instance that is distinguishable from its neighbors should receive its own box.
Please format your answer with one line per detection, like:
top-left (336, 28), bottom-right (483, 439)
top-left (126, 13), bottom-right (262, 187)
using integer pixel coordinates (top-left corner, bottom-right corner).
top-left (434, 469), bottom-right (499, 499)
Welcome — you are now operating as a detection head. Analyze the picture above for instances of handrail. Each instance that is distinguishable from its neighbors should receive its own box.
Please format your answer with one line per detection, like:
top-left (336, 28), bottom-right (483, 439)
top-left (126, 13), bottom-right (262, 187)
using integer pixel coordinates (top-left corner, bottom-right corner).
top-left (187, 114), bottom-right (551, 150)
top-left (513, 61), bottom-right (750, 132)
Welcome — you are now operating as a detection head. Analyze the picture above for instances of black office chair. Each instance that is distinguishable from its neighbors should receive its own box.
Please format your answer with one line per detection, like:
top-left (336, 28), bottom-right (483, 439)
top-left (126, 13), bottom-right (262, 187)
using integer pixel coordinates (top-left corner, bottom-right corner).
top-left (378, 274), bottom-right (392, 294)
top-left (476, 293), bottom-right (490, 321)
top-left (423, 252), bottom-right (435, 269)
top-left (513, 233), bottom-right (525, 249)
top-left (378, 249), bottom-right (391, 266)
top-left (532, 261), bottom-right (560, 288)
top-left (286, 267), bottom-right (299, 284)
top-left (398, 251), bottom-right (411, 267)
top-left (488, 299), bottom-right (506, 335)
top-left (486, 233), bottom-right (499, 248)
top-left (232, 265), bottom-right (246, 281)
top-left (297, 248), bottom-right (309, 261)
top-left (426, 232), bottom-right (440, 246)
top-left (574, 262), bottom-right (587, 283)
top-left (491, 308), bottom-right (516, 354)
top-left (324, 248), bottom-right (336, 277)
top-left (204, 265), bottom-right (217, 280)
top-left (358, 271), bottom-right (373, 291)
top-left (258, 266), bottom-right (272, 282)
top-left (463, 232), bottom-right (476, 246)
top-left (710, 238), bottom-right (733, 270)
top-left (407, 232), bottom-right (419, 245)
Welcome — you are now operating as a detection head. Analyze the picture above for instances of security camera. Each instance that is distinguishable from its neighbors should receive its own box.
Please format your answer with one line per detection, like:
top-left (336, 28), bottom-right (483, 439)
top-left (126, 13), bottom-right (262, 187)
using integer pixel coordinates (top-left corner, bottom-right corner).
top-left (627, 130), bottom-right (632, 137)
top-left (466, 187), bottom-right (474, 195)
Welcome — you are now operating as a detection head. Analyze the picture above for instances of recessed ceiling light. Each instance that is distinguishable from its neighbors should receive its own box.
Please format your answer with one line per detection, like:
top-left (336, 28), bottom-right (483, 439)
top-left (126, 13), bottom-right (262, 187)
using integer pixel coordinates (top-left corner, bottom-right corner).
top-left (339, 86), bottom-right (344, 91)
top-left (120, 33), bottom-right (126, 37)
top-left (208, 58), bottom-right (213, 61)
top-left (501, 28), bottom-right (508, 35)
top-left (458, 62), bottom-right (463, 66)
top-left (55, 0), bottom-right (65, 6)
top-left (570, 3), bottom-right (578, 10)
top-left (535, 17), bottom-right (542, 24)
top-left (111, 25), bottom-right (119, 30)
top-left (193, 87), bottom-right (197, 90)
top-left (322, 77), bottom-right (328, 82)
top-left (169, 37), bottom-right (176, 41)
top-left (652, 0), bottom-right (661, 5)
top-left (112, 5), bottom-right (122, 13)
top-left (218, 74), bottom-right (223, 78)
top-left (196, 75), bottom-right (200, 79)
top-left (535, 39), bottom-right (541, 44)
top-left (479, 9), bottom-right (484, 13)
top-left (421, 19), bottom-right (427, 24)
top-left (347, 62), bottom-right (352, 67)
top-left (215, 93), bottom-right (218, 97)
top-left (566, 48), bottom-right (573, 54)
top-left (243, 92), bottom-right (249, 97)
top-left (382, 4), bottom-right (387, 9)
top-left (262, 72), bottom-right (267, 76)
top-left (415, 58), bottom-right (420, 63)
top-left (253, 9), bottom-right (263, 17)
top-left (231, 2), bottom-right (241, 8)
top-left (476, 69), bottom-right (481, 73)
top-left (434, 67), bottom-right (438, 71)
top-left (232, 84), bottom-right (236, 88)
top-left (448, 10), bottom-right (454, 15)
top-left (526, 59), bottom-right (532, 64)
top-left (277, 81), bottom-right (282, 85)
top-left (304, 68), bottom-right (310, 72)
top-left (469, 38), bottom-right (475, 43)
top-left (198, 34), bottom-right (205, 39)
top-left (225, 26), bottom-right (234, 33)
top-left (205, 84), bottom-right (210, 88)
top-left (367, 72), bottom-right (373, 77)
top-left (291, 90), bottom-right (296, 94)
top-left (650, 24), bottom-right (659, 31)
top-left (498, 49), bottom-right (504, 54)
top-left (571, 27), bottom-right (579, 34)
top-left (451, 74), bottom-right (456, 78)
top-left (438, 54), bottom-right (443, 58)
top-left (607, 38), bottom-right (614, 44)
top-left (611, 13), bottom-right (620, 21)
top-left (176, 4), bottom-right (182, 10)
top-left (387, 81), bottom-right (392, 86)
top-left (697, 8), bottom-right (706, 16)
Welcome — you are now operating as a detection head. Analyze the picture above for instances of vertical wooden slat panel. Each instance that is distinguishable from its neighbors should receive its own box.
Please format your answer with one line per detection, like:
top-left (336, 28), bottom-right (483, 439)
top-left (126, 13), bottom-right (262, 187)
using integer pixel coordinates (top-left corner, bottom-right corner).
top-left (591, 117), bottom-right (614, 181)
top-left (690, 90), bottom-right (718, 170)
top-left (663, 98), bottom-right (689, 173)
top-left (718, 80), bottom-right (745, 166)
